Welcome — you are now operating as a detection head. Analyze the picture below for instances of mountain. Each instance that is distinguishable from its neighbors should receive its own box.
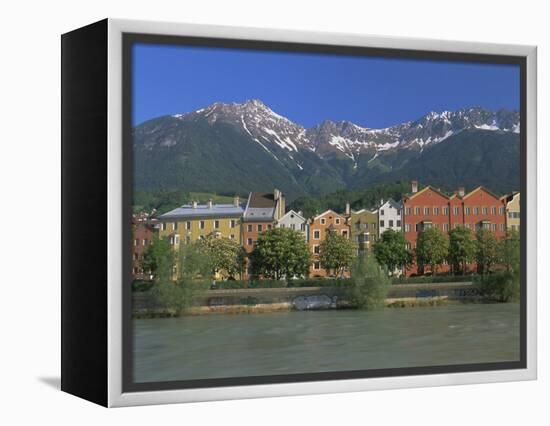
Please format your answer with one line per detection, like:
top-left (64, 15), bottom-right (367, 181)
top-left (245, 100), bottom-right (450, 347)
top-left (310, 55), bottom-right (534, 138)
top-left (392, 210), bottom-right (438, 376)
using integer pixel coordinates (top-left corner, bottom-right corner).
top-left (133, 100), bottom-right (520, 199)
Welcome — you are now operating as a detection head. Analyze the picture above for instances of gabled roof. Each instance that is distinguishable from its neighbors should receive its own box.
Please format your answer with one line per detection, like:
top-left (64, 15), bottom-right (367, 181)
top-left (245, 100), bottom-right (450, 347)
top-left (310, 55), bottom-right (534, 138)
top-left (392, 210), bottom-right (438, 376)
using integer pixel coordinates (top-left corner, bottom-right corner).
top-left (403, 185), bottom-right (450, 201)
top-left (279, 209), bottom-right (306, 222)
top-left (377, 198), bottom-right (402, 211)
top-left (462, 186), bottom-right (501, 201)
top-left (500, 191), bottom-right (520, 203)
top-left (313, 209), bottom-right (346, 221)
top-left (243, 192), bottom-right (276, 222)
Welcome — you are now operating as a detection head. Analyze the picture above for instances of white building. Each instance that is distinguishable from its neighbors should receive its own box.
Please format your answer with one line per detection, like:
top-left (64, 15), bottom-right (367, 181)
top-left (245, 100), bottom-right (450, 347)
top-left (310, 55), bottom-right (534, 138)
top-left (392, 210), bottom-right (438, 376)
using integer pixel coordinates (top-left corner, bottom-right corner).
top-left (276, 210), bottom-right (308, 241)
top-left (376, 199), bottom-right (403, 236)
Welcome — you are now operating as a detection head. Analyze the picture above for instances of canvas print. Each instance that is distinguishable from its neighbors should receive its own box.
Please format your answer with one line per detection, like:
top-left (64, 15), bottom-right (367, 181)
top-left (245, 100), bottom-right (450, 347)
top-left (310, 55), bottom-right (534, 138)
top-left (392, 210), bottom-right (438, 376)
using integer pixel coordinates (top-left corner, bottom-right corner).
top-left (128, 39), bottom-right (523, 388)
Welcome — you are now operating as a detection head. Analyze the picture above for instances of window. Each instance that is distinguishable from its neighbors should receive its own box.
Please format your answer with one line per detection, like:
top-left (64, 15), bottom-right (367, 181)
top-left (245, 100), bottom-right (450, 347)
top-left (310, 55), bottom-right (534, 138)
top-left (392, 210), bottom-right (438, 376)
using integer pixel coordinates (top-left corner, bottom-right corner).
top-left (301, 224), bottom-right (306, 231)
top-left (380, 210), bottom-right (385, 216)
top-left (434, 207), bottom-right (439, 216)
top-left (267, 224), bottom-right (272, 230)
top-left (199, 220), bottom-right (205, 229)
top-left (500, 207), bottom-right (505, 215)
top-left (397, 209), bottom-right (402, 216)
top-left (474, 207), bottom-right (479, 215)
top-left (291, 223), bottom-right (296, 230)
top-left (161, 223), bottom-right (167, 231)
top-left (424, 207), bottom-right (430, 215)
top-left (482, 207), bottom-right (488, 215)
top-left (313, 245), bottom-right (320, 254)
top-left (313, 230), bottom-right (320, 240)
top-left (314, 261), bottom-right (321, 270)
top-left (185, 236), bottom-right (191, 244)
top-left (173, 222), bottom-right (178, 231)
top-left (185, 221), bottom-right (191, 230)
top-left (434, 224), bottom-right (439, 229)
top-left (247, 238), bottom-right (253, 245)
top-left (380, 220), bottom-right (385, 228)
top-left (465, 207), bottom-right (471, 215)
top-left (415, 223), bottom-right (422, 232)
top-left (492, 224), bottom-right (497, 231)
top-left (389, 220), bottom-right (394, 227)
top-left (406, 242), bottom-right (411, 250)
top-left (230, 219), bottom-right (236, 228)
top-left (142, 239), bottom-right (147, 246)
top-left (397, 220), bottom-right (401, 227)
top-left (501, 224), bottom-right (506, 231)
top-left (133, 239), bottom-right (138, 246)
top-left (335, 218), bottom-right (340, 225)
top-left (247, 224), bottom-right (253, 232)
top-left (406, 207), bottom-right (411, 215)
top-left (342, 230), bottom-right (348, 238)
top-left (174, 235), bottom-right (180, 245)
top-left (415, 207), bottom-right (420, 215)
top-left (320, 218), bottom-right (326, 225)
top-left (443, 223), bottom-right (449, 231)
top-left (405, 224), bottom-right (411, 232)
top-left (454, 207), bottom-right (459, 216)
top-left (257, 224), bottom-right (263, 232)
top-left (169, 236), bottom-right (174, 245)
top-left (230, 234), bottom-right (235, 240)
top-left (492, 207), bottom-right (497, 215)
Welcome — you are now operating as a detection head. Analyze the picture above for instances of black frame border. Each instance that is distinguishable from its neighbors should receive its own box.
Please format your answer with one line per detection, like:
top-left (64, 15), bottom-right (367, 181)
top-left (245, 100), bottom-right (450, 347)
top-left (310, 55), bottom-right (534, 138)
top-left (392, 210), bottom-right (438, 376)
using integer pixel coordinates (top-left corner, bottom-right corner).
top-left (122, 32), bottom-right (528, 393)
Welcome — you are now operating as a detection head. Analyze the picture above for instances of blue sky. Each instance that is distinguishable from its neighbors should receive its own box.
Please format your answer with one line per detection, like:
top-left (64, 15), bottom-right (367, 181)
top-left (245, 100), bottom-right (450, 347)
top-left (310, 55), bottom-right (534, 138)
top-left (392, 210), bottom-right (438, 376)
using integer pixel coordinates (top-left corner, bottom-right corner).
top-left (132, 43), bottom-right (520, 128)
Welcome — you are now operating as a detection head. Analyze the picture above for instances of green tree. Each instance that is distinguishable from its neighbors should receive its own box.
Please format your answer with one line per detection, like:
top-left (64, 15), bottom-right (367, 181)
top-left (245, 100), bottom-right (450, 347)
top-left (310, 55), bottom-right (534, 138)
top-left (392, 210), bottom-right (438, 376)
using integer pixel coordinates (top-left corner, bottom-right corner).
top-left (198, 234), bottom-right (246, 279)
top-left (347, 253), bottom-right (391, 310)
top-left (499, 228), bottom-right (520, 273)
top-left (372, 229), bottom-right (413, 275)
top-left (415, 227), bottom-right (449, 276)
top-left (475, 228), bottom-right (499, 275)
top-left (448, 226), bottom-right (477, 275)
top-left (319, 231), bottom-right (355, 277)
top-left (141, 234), bottom-right (176, 282)
top-left (250, 227), bottom-right (311, 280)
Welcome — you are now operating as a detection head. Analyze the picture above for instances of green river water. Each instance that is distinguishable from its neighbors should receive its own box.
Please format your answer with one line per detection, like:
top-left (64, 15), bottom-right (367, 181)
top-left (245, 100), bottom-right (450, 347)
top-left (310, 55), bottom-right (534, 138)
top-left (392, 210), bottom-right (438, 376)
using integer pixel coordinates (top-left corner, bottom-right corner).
top-left (133, 303), bottom-right (520, 383)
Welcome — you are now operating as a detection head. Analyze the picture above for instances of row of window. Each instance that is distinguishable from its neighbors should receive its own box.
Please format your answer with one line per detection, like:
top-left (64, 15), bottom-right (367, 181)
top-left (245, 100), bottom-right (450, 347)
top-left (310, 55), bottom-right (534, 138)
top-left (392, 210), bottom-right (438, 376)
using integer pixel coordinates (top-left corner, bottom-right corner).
top-left (354, 222), bottom-right (377, 230)
top-left (245, 223), bottom-right (273, 233)
top-left (404, 206), bottom-right (505, 216)
top-left (169, 233), bottom-right (237, 245)
top-left (508, 211), bottom-right (520, 219)
top-left (379, 209), bottom-right (402, 216)
top-left (318, 217), bottom-right (342, 225)
top-left (279, 223), bottom-right (306, 231)
top-left (311, 229), bottom-right (349, 240)
top-left (161, 219), bottom-right (238, 232)
top-left (380, 219), bottom-right (401, 228)
top-left (133, 238), bottom-right (149, 246)
top-left (404, 222), bottom-right (506, 232)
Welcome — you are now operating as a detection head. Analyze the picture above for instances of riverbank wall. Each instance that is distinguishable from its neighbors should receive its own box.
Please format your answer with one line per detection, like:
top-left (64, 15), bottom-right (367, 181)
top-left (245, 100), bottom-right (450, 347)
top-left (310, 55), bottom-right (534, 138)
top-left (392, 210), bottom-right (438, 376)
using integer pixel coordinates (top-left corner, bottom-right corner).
top-left (132, 282), bottom-right (482, 317)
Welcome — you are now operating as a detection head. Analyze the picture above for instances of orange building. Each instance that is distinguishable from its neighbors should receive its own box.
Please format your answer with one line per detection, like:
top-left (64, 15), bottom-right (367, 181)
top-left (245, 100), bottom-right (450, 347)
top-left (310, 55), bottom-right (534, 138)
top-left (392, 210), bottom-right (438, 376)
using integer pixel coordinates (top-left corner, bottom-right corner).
top-left (131, 212), bottom-right (157, 280)
top-left (308, 209), bottom-right (350, 277)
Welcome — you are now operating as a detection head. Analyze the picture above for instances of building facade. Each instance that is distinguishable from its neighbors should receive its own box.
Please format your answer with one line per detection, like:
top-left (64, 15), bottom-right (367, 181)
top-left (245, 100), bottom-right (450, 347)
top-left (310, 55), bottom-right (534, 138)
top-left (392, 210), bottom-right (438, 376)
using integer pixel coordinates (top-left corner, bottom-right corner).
top-left (241, 190), bottom-right (285, 254)
top-left (276, 210), bottom-right (308, 240)
top-left (349, 209), bottom-right (378, 256)
top-left (461, 187), bottom-right (506, 238)
top-left (376, 199), bottom-right (402, 236)
top-left (502, 192), bottom-right (520, 231)
top-left (158, 197), bottom-right (244, 248)
top-left (308, 210), bottom-right (350, 277)
top-left (131, 212), bottom-right (157, 280)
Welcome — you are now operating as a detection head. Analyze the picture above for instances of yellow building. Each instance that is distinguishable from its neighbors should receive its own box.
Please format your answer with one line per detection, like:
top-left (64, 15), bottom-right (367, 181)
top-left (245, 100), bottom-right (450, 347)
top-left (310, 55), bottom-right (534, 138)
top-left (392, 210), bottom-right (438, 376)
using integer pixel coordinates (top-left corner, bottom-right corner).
top-left (158, 197), bottom-right (244, 248)
top-left (502, 192), bottom-right (520, 232)
top-left (349, 209), bottom-right (378, 255)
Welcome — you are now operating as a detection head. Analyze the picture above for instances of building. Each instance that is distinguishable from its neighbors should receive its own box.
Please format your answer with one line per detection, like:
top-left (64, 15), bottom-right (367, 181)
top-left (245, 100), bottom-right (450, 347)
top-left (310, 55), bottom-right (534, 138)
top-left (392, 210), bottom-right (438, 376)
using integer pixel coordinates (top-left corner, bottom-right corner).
top-left (308, 209), bottom-right (350, 277)
top-left (131, 212), bottom-right (157, 280)
top-left (376, 199), bottom-right (402, 236)
top-left (158, 196), bottom-right (244, 248)
top-left (462, 186), bottom-right (507, 238)
top-left (402, 182), bottom-right (453, 275)
top-left (502, 192), bottom-right (520, 231)
top-left (276, 209), bottom-right (308, 240)
top-left (402, 181), bottom-right (508, 276)
top-left (349, 209), bottom-right (378, 255)
top-left (241, 189), bottom-right (286, 254)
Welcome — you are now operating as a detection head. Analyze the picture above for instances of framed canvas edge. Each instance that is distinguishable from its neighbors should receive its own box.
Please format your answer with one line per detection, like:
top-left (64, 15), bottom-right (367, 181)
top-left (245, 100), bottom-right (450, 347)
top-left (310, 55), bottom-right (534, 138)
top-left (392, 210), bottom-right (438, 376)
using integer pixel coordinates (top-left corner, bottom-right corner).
top-left (106, 18), bottom-right (537, 407)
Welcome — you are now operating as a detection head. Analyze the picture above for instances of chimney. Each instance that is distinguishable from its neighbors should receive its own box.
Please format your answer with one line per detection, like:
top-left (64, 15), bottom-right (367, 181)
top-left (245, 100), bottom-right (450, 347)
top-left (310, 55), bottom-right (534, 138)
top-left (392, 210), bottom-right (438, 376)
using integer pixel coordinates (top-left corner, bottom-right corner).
top-left (274, 188), bottom-right (280, 200)
top-left (192, 200), bottom-right (197, 209)
top-left (207, 199), bottom-right (213, 209)
top-left (458, 186), bottom-right (465, 197)
top-left (345, 202), bottom-right (351, 216)
top-left (233, 195), bottom-right (240, 207)
top-left (411, 180), bottom-right (418, 194)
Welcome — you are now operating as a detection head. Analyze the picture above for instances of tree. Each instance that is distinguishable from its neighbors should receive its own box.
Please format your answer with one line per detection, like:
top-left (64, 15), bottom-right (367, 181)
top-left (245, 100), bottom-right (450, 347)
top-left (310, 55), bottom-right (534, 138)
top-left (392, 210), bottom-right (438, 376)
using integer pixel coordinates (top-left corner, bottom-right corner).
top-left (198, 234), bottom-right (246, 279)
top-left (499, 228), bottom-right (520, 273)
top-left (475, 228), bottom-right (499, 275)
top-left (372, 229), bottom-right (413, 275)
top-left (347, 253), bottom-right (391, 310)
top-left (448, 226), bottom-right (477, 275)
top-left (250, 227), bottom-right (311, 280)
top-left (141, 234), bottom-right (176, 282)
top-left (319, 231), bottom-right (354, 277)
top-left (415, 227), bottom-right (449, 276)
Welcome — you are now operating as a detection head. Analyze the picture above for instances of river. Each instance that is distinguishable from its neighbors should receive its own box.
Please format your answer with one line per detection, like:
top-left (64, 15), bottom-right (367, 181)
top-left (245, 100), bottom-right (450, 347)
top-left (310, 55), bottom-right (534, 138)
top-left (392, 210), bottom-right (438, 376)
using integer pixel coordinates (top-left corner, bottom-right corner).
top-left (133, 303), bottom-right (520, 383)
